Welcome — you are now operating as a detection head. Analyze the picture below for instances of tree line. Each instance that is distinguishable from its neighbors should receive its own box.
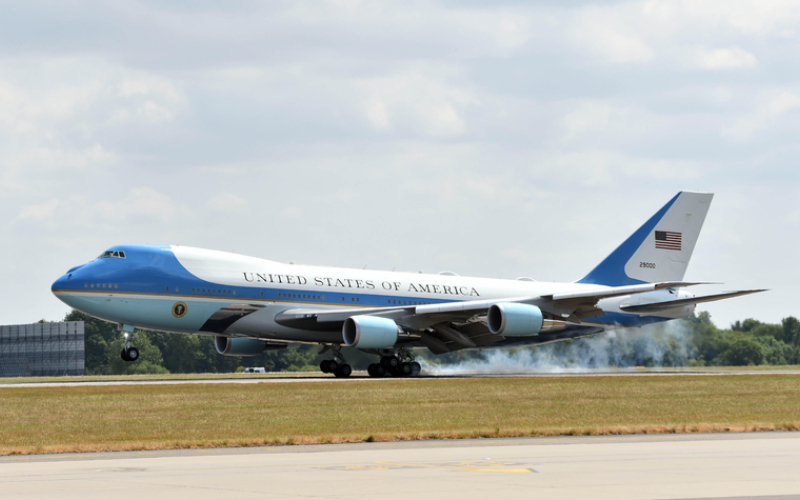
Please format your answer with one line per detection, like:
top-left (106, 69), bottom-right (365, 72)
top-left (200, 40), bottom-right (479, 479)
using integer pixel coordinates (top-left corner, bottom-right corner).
top-left (63, 310), bottom-right (800, 375)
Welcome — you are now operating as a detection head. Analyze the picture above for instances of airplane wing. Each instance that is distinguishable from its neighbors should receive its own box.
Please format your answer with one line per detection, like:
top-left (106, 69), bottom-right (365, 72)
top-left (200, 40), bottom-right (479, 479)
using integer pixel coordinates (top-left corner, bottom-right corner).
top-left (267, 282), bottom-right (765, 354)
top-left (275, 280), bottom-right (712, 330)
top-left (618, 289), bottom-right (767, 314)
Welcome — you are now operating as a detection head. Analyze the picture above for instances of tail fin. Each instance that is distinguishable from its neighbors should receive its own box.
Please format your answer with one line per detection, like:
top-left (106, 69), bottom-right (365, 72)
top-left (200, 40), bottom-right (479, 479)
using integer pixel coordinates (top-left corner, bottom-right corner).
top-left (578, 191), bottom-right (713, 286)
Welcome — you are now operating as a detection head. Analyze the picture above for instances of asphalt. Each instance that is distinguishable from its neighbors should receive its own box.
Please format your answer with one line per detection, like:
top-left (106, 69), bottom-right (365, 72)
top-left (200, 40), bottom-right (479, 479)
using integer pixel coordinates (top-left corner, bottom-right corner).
top-left (2, 433), bottom-right (799, 499)
top-left (3, 368), bottom-right (800, 388)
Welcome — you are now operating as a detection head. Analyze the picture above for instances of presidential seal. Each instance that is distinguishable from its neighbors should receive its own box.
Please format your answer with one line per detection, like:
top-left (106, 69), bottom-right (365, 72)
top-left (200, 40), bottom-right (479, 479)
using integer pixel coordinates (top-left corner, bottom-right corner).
top-left (172, 302), bottom-right (188, 318)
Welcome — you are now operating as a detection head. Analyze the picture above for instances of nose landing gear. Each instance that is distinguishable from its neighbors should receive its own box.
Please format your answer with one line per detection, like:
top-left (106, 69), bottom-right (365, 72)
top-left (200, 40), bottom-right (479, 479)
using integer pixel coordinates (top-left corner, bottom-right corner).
top-left (120, 327), bottom-right (140, 362)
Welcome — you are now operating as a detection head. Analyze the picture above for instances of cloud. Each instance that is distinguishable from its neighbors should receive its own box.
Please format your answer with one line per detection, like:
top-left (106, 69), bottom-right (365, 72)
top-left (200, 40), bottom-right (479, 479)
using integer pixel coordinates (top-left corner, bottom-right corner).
top-left (722, 90), bottom-right (800, 141)
top-left (691, 46), bottom-right (757, 69)
top-left (207, 193), bottom-right (246, 213)
top-left (358, 70), bottom-right (479, 137)
top-left (570, 5), bottom-right (654, 63)
top-left (18, 199), bottom-right (60, 221)
top-left (93, 187), bottom-right (187, 224)
top-left (0, 57), bottom-right (185, 197)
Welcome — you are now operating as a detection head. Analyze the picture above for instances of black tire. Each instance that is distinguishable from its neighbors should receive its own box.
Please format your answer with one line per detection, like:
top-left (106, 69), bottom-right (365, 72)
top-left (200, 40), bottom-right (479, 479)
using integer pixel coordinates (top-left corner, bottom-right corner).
top-left (320, 360), bottom-right (329, 373)
top-left (334, 363), bottom-right (352, 378)
top-left (375, 364), bottom-right (387, 377)
top-left (399, 362), bottom-right (413, 377)
top-left (120, 349), bottom-right (129, 361)
top-left (410, 361), bottom-right (422, 376)
top-left (381, 356), bottom-right (400, 369)
top-left (127, 347), bottom-right (139, 361)
top-left (367, 364), bottom-right (378, 377)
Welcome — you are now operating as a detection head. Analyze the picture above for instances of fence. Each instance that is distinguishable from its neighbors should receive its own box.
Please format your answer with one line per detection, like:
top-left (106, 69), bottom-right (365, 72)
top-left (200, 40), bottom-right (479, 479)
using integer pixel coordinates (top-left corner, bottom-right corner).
top-left (0, 322), bottom-right (85, 377)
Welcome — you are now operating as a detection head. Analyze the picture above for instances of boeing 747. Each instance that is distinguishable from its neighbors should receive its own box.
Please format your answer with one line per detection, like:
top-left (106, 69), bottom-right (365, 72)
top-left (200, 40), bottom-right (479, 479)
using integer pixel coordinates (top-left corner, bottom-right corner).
top-left (51, 191), bottom-right (764, 377)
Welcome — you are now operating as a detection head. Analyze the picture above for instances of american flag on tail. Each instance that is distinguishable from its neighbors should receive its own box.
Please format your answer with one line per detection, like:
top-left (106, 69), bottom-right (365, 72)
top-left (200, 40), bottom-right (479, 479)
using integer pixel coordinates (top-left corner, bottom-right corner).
top-left (655, 230), bottom-right (681, 250)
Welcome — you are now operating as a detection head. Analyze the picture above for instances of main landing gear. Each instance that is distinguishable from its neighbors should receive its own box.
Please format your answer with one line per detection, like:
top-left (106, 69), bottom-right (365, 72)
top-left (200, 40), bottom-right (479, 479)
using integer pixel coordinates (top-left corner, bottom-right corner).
top-left (120, 327), bottom-right (140, 362)
top-left (367, 350), bottom-right (421, 378)
top-left (319, 344), bottom-right (352, 378)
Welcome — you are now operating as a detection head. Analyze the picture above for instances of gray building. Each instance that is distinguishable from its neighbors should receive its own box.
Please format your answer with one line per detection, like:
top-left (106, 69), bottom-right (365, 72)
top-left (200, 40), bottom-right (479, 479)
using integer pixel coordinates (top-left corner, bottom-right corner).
top-left (0, 322), bottom-right (85, 377)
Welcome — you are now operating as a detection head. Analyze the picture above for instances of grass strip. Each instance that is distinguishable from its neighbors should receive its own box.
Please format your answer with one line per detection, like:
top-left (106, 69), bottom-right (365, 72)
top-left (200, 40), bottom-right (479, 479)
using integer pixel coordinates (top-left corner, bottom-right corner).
top-left (1, 374), bottom-right (799, 456)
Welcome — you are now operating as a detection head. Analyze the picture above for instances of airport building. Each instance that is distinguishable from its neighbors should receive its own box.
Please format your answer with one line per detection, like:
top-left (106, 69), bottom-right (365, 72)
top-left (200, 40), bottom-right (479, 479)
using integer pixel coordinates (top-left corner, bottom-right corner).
top-left (0, 322), bottom-right (85, 377)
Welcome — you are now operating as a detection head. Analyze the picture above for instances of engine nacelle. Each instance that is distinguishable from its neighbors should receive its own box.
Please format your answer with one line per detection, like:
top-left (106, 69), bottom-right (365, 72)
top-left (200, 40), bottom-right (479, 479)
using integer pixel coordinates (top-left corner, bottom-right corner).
top-left (215, 336), bottom-right (268, 356)
top-left (342, 316), bottom-right (399, 349)
top-left (487, 303), bottom-right (544, 337)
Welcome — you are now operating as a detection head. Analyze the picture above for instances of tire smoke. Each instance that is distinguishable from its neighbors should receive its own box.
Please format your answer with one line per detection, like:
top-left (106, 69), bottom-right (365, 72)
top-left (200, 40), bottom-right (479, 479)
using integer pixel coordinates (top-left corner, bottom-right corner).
top-left (420, 321), bottom-right (694, 375)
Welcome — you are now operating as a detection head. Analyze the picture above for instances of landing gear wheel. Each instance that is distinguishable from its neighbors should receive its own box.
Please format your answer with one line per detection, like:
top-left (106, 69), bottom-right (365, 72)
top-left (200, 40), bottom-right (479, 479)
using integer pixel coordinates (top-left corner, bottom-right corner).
top-left (367, 363), bottom-right (388, 377)
top-left (410, 361), bottom-right (422, 377)
top-left (121, 347), bottom-right (138, 362)
top-left (398, 362), bottom-right (413, 377)
top-left (334, 363), bottom-right (352, 378)
top-left (381, 356), bottom-right (400, 369)
top-left (320, 359), bottom-right (338, 374)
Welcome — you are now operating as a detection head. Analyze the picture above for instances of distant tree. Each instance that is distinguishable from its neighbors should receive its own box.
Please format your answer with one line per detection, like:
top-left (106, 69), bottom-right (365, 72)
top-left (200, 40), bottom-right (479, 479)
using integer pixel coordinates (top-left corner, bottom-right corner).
top-left (723, 338), bottom-right (764, 366)
top-left (732, 318), bottom-right (762, 332)
top-left (782, 317), bottom-right (800, 346)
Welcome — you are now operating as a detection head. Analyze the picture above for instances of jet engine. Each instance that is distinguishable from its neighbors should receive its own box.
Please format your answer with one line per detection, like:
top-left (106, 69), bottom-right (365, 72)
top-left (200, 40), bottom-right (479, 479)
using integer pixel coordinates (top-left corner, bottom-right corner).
top-left (487, 303), bottom-right (544, 337)
top-left (342, 316), bottom-right (399, 349)
top-left (215, 336), bottom-right (268, 356)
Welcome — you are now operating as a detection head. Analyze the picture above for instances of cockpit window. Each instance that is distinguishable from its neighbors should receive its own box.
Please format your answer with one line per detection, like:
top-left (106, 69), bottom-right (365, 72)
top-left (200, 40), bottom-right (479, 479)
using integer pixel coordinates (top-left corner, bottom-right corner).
top-left (98, 250), bottom-right (127, 259)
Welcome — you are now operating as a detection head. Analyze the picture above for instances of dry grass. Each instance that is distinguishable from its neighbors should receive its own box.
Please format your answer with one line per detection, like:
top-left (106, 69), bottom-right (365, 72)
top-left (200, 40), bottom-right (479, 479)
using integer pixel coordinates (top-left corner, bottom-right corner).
top-left (1, 374), bottom-right (799, 456)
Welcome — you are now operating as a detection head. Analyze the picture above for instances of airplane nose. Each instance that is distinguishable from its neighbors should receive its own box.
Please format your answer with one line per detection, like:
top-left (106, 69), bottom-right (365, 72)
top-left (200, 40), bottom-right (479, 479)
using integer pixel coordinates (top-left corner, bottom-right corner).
top-left (51, 273), bottom-right (71, 293)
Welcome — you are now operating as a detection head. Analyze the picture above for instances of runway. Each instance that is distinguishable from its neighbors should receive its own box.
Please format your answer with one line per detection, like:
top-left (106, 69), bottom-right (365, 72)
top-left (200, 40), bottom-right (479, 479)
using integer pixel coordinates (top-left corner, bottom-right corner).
top-left (3, 369), bottom-right (800, 388)
top-left (2, 433), bottom-right (799, 499)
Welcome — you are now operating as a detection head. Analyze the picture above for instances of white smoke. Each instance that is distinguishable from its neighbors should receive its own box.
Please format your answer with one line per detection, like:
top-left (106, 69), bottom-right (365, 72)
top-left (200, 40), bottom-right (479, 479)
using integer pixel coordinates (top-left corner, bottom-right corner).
top-left (420, 321), bottom-right (695, 376)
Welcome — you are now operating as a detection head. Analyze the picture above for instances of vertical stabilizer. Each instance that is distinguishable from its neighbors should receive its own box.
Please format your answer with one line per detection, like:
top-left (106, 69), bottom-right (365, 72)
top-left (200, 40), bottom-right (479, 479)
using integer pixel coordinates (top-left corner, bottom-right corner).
top-left (578, 192), bottom-right (713, 286)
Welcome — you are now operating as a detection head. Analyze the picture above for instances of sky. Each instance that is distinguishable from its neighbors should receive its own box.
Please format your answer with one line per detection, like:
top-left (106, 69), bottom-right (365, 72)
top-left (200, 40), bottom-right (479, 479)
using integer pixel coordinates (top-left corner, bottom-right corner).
top-left (1, 0), bottom-right (797, 328)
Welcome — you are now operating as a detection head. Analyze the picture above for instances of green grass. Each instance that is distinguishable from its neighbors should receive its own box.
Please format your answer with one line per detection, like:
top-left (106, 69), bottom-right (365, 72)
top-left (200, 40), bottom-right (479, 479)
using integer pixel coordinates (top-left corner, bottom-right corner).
top-left (1, 374), bottom-right (799, 455)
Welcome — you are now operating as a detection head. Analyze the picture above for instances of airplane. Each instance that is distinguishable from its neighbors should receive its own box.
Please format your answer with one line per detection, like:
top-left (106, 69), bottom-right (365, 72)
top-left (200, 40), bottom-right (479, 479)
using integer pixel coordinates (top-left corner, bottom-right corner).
top-left (51, 191), bottom-right (764, 377)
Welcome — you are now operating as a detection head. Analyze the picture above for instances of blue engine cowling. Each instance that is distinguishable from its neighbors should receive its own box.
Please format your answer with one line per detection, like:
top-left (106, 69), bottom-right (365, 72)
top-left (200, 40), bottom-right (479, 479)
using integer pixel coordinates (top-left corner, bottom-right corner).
top-left (215, 336), bottom-right (267, 356)
top-left (487, 303), bottom-right (544, 337)
top-left (342, 316), bottom-right (399, 349)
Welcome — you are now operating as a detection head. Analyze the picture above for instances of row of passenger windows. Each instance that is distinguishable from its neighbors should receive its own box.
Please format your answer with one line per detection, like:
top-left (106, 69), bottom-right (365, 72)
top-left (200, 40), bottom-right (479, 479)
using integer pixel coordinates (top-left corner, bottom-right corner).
top-left (191, 287), bottom-right (235, 295)
top-left (279, 293), bottom-right (325, 300)
top-left (388, 299), bottom-right (430, 305)
top-left (85, 283), bottom-right (118, 289)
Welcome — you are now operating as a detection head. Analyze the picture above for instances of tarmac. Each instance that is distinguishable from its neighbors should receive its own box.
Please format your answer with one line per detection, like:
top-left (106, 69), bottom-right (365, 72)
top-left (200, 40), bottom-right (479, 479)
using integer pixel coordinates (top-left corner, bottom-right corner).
top-left (2, 432), bottom-right (799, 499)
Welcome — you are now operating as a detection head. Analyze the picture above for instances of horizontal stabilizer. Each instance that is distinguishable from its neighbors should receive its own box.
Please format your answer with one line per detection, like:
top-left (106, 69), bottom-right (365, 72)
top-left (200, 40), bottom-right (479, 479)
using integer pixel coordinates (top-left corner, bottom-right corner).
top-left (619, 289), bottom-right (767, 314)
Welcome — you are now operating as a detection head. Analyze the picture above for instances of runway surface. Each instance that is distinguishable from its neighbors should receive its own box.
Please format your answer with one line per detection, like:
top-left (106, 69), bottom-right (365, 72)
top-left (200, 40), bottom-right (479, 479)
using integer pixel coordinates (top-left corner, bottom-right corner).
top-left (2, 433), bottom-right (799, 499)
top-left (3, 369), bottom-right (800, 388)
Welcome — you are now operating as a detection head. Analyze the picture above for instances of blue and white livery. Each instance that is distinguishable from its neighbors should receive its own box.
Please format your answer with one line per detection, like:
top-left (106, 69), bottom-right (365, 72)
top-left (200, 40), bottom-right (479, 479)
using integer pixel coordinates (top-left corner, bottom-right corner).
top-left (51, 192), bottom-right (763, 377)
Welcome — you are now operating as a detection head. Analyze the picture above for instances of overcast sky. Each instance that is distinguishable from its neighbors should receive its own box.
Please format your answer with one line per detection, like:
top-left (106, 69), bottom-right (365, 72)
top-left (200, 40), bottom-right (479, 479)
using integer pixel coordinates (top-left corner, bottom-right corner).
top-left (1, 0), bottom-right (797, 328)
